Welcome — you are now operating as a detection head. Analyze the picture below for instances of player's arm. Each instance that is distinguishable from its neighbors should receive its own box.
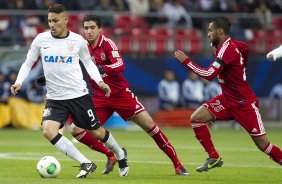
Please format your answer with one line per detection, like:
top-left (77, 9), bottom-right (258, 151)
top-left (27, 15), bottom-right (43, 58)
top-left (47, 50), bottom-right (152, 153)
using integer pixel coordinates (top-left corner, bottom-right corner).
top-left (97, 40), bottom-right (125, 75)
top-left (266, 44), bottom-right (282, 61)
top-left (11, 37), bottom-right (41, 95)
top-left (79, 39), bottom-right (111, 97)
top-left (174, 50), bottom-right (224, 81)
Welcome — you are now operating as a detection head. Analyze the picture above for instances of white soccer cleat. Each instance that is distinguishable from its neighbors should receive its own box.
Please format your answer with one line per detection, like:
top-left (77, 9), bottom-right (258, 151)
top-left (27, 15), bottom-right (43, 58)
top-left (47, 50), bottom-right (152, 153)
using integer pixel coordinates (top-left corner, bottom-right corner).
top-left (118, 148), bottom-right (129, 177)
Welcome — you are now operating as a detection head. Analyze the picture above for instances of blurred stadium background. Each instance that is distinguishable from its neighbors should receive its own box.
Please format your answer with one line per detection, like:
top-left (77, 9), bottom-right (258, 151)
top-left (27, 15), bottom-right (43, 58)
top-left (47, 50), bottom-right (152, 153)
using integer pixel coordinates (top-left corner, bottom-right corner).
top-left (0, 0), bottom-right (282, 130)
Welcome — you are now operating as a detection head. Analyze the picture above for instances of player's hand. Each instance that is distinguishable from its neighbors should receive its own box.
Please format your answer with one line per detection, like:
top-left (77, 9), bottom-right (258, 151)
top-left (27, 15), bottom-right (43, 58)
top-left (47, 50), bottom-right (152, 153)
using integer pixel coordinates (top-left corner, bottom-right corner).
top-left (10, 83), bottom-right (21, 95)
top-left (174, 50), bottom-right (190, 63)
top-left (266, 52), bottom-right (276, 61)
top-left (98, 81), bottom-right (111, 97)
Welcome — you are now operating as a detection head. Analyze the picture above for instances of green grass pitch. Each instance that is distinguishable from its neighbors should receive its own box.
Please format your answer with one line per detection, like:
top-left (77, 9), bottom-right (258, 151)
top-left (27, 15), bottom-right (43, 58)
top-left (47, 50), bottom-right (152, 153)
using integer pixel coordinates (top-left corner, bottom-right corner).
top-left (0, 127), bottom-right (281, 184)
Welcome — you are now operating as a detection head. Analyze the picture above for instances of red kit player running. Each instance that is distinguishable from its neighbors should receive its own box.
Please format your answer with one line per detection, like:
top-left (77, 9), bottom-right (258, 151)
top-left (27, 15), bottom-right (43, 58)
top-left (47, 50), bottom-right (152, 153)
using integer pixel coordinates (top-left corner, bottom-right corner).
top-left (69, 14), bottom-right (188, 175)
top-left (175, 16), bottom-right (282, 172)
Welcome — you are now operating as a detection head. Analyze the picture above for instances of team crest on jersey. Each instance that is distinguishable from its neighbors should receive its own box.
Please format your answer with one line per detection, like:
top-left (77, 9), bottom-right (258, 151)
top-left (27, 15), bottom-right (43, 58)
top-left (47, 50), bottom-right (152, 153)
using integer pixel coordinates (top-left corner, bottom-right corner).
top-left (67, 41), bottom-right (75, 52)
top-left (42, 107), bottom-right (52, 117)
top-left (100, 52), bottom-right (106, 61)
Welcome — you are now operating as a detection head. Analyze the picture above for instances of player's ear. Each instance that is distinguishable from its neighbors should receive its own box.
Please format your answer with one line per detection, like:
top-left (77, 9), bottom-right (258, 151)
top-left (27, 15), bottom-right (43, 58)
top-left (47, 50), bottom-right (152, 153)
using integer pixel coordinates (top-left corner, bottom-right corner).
top-left (218, 28), bottom-right (224, 35)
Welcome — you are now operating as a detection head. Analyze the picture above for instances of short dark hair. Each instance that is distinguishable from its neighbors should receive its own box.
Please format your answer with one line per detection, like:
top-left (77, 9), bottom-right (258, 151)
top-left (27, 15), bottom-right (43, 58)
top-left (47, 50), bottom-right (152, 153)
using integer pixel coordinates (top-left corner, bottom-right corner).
top-left (209, 16), bottom-right (231, 35)
top-left (82, 14), bottom-right (102, 28)
top-left (48, 3), bottom-right (67, 14)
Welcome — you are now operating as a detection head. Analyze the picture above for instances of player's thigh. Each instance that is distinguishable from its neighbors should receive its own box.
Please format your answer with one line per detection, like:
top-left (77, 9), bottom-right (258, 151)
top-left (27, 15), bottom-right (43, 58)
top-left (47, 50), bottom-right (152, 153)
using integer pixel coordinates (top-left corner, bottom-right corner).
top-left (42, 99), bottom-right (68, 128)
top-left (95, 108), bottom-right (114, 126)
top-left (232, 102), bottom-right (266, 136)
top-left (68, 95), bottom-right (100, 130)
top-left (131, 111), bottom-right (154, 131)
top-left (201, 94), bottom-right (233, 122)
top-left (114, 88), bottom-right (145, 121)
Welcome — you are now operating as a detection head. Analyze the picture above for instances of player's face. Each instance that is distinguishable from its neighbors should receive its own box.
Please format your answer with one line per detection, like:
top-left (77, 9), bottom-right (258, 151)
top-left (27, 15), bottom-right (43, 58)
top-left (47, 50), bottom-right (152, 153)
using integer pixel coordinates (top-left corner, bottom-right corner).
top-left (48, 12), bottom-right (68, 37)
top-left (83, 21), bottom-right (101, 45)
top-left (208, 22), bottom-right (220, 47)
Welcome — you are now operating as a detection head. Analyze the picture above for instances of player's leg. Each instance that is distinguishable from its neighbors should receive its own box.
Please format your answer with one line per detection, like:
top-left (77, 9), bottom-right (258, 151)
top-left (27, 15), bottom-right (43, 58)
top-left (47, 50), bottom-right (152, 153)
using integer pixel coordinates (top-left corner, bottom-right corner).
top-left (234, 101), bottom-right (282, 166)
top-left (69, 95), bottom-right (129, 177)
top-left (191, 94), bottom-right (232, 172)
top-left (70, 122), bottom-right (117, 174)
top-left (42, 102), bottom-right (96, 178)
top-left (252, 135), bottom-right (282, 165)
top-left (131, 111), bottom-right (189, 175)
top-left (88, 127), bottom-right (129, 176)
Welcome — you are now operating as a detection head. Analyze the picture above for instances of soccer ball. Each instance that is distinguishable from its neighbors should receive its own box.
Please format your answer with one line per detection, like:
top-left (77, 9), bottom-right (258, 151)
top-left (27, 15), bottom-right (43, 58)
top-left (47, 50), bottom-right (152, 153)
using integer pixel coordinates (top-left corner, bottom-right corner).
top-left (36, 156), bottom-right (61, 178)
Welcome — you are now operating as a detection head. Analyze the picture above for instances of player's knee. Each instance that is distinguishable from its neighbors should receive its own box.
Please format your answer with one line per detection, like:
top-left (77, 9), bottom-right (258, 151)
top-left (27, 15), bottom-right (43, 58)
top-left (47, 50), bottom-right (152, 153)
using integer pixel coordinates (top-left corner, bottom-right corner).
top-left (190, 111), bottom-right (201, 123)
top-left (42, 126), bottom-right (57, 140)
top-left (70, 123), bottom-right (83, 136)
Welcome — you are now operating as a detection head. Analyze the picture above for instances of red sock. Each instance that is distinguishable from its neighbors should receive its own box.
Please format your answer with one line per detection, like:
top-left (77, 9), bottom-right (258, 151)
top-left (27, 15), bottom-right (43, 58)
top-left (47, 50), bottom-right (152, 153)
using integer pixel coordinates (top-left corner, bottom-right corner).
top-left (147, 125), bottom-right (182, 168)
top-left (73, 130), bottom-right (114, 159)
top-left (192, 122), bottom-right (219, 159)
top-left (263, 142), bottom-right (282, 165)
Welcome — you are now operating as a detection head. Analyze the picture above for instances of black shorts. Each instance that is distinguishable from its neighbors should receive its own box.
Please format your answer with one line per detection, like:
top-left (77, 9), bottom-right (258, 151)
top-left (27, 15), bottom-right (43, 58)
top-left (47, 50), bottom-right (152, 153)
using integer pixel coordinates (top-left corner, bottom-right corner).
top-left (42, 94), bottom-right (100, 130)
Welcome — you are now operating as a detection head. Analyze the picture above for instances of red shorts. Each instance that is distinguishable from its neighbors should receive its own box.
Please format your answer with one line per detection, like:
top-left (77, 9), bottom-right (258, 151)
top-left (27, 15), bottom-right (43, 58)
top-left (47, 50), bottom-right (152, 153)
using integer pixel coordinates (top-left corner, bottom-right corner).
top-left (93, 88), bottom-right (145, 126)
top-left (203, 94), bottom-right (266, 136)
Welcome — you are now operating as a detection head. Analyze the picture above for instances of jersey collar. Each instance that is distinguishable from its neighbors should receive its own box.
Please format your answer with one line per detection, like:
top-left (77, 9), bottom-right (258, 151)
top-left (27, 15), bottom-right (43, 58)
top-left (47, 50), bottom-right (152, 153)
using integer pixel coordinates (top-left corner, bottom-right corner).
top-left (51, 31), bottom-right (70, 39)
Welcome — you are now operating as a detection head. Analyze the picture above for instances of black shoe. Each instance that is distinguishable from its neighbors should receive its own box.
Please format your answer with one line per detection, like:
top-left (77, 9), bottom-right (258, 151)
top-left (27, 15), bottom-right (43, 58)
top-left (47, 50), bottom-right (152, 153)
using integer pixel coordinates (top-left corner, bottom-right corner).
top-left (102, 156), bottom-right (117, 174)
top-left (76, 162), bottom-right (97, 178)
top-left (118, 148), bottom-right (129, 176)
top-left (196, 157), bottom-right (223, 172)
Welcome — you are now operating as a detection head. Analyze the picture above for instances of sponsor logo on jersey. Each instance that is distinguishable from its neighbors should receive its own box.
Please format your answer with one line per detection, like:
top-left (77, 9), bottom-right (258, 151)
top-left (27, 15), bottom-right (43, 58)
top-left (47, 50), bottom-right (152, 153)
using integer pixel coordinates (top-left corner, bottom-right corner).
top-left (111, 51), bottom-right (120, 58)
top-left (44, 56), bottom-right (73, 63)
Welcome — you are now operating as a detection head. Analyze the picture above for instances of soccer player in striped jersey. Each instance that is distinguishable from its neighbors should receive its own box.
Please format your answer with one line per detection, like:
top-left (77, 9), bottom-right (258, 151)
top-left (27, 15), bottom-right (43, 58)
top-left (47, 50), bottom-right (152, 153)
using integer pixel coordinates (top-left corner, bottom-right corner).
top-left (69, 14), bottom-right (189, 175)
top-left (175, 16), bottom-right (282, 172)
top-left (10, 3), bottom-right (128, 178)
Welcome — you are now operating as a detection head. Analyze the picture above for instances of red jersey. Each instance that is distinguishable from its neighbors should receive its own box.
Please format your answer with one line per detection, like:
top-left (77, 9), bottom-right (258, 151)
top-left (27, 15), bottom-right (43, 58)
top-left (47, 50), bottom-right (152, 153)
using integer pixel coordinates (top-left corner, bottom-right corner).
top-left (87, 34), bottom-right (129, 96)
top-left (182, 37), bottom-right (257, 107)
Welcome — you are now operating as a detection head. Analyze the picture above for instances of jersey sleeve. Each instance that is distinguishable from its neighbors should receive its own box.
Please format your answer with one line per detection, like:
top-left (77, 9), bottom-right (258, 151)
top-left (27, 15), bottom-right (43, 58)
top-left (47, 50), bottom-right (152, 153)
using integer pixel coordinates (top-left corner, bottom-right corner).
top-left (79, 38), bottom-right (103, 84)
top-left (182, 58), bottom-right (224, 81)
top-left (15, 35), bottom-right (41, 85)
top-left (101, 39), bottom-right (125, 75)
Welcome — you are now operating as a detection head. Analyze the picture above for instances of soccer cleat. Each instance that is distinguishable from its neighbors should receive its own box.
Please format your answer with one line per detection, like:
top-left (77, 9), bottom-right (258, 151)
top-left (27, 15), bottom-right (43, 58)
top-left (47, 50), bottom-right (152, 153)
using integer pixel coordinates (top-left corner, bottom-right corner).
top-left (196, 157), bottom-right (223, 172)
top-left (175, 166), bottom-right (189, 175)
top-left (118, 148), bottom-right (129, 177)
top-left (102, 156), bottom-right (118, 174)
top-left (76, 162), bottom-right (97, 178)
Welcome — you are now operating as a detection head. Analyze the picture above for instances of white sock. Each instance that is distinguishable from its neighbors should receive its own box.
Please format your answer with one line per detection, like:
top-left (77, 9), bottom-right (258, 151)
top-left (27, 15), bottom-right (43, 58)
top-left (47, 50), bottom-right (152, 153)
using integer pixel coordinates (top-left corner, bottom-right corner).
top-left (54, 135), bottom-right (91, 164)
top-left (104, 132), bottom-right (124, 160)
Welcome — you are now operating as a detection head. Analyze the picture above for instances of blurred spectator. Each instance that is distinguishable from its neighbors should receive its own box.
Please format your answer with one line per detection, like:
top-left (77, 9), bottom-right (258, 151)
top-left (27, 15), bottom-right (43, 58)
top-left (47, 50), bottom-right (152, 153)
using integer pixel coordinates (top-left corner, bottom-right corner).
top-left (158, 70), bottom-right (180, 110)
top-left (25, 79), bottom-right (47, 103)
top-left (76, 0), bottom-right (99, 10)
top-left (254, 0), bottom-right (272, 29)
top-left (94, 0), bottom-right (114, 27)
top-left (181, 72), bottom-right (204, 109)
top-left (236, 0), bottom-right (257, 13)
top-left (199, 0), bottom-right (217, 12)
top-left (202, 78), bottom-right (221, 101)
top-left (269, 83), bottom-right (282, 99)
top-left (0, 71), bottom-right (7, 103)
top-left (216, 0), bottom-right (238, 12)
top-left (127, 0), bottom-right (149, 15)
top-left (160, 0), bottom-right (193, 28)
top-left (267, 83), bottom-right (282, 120)
top-left (3, 70), bottom-right (18, 99)
top-left (146, 0), bottom-right (166, 27)
top-left (111, 0), bottom-right (129, 11)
